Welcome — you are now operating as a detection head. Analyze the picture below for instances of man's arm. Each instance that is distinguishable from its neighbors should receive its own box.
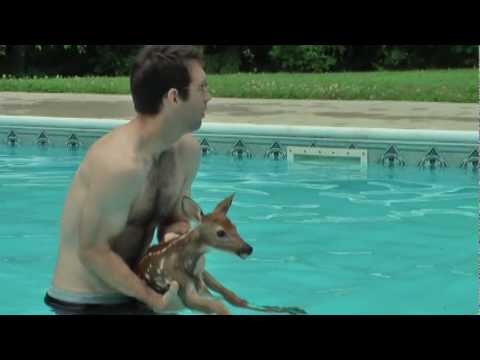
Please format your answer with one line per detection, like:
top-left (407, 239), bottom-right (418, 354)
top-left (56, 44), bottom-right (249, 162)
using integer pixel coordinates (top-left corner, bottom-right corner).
top-left (77, 166), bottom-right (178, 312)
top-left (161, 135), bottom-right (201, 241)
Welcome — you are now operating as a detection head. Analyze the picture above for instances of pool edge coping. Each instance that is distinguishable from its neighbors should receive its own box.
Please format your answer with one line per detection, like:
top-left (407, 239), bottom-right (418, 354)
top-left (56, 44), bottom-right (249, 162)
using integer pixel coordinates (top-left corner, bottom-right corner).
top-left (0, 115), bottom-right (477, 144)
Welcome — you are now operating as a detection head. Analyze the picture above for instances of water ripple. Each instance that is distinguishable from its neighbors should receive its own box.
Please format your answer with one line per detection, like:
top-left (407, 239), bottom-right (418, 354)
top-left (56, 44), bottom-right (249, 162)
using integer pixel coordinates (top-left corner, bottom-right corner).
top-left (370, 273), bottom-right (392, 279)
top-left (328, 251), bottom-right (373, 256)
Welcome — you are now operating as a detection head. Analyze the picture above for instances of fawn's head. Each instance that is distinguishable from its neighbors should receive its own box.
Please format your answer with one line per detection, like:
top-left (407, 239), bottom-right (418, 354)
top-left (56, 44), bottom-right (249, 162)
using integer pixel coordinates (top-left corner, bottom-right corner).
top-left (181, 193), bottom-right (253, 259)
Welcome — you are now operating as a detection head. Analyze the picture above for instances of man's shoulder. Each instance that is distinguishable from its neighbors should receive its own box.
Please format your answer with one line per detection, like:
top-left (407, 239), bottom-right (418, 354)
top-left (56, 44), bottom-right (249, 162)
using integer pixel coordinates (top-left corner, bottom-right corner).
top-left (85, 137), bottom-right (140, 183)
top-left (178, 134), bottom-right (200, 151)
top-left (176, 133), bottom-right (200, 157)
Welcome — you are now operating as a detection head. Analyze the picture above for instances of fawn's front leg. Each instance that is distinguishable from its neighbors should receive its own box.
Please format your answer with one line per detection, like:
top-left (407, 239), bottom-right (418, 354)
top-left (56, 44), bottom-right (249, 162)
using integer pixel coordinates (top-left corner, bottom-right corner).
top-left (203, 271), bottom-right (247, 307)
top-left (181, 282), bottom-right (230, 315)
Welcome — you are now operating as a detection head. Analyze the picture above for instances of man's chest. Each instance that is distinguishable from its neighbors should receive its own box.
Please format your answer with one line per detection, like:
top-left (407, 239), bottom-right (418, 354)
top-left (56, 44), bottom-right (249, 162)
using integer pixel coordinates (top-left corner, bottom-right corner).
top-left (129, 152), bottom-right (186, 226)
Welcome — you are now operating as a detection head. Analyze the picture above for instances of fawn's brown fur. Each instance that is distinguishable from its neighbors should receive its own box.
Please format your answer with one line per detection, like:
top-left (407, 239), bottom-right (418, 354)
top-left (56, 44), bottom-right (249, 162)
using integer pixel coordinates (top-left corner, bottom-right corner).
top-left (136, 194), bottom-right (252, 315)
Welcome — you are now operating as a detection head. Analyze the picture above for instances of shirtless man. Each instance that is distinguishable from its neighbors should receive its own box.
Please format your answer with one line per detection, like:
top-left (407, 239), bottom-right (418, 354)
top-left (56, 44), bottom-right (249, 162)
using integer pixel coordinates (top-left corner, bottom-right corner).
top-left (44, 45), bottom-right (211, 314)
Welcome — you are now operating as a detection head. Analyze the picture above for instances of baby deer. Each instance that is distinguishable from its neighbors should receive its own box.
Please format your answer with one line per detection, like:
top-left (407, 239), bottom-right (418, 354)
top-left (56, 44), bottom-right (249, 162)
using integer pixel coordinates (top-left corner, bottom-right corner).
top-left (136, 194), bottom-right (306, 315)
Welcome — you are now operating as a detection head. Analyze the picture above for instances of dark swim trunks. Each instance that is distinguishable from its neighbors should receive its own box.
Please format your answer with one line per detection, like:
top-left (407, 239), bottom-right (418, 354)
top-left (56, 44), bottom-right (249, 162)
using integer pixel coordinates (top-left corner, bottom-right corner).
top-left (44, 288), bottom-right (155, 315)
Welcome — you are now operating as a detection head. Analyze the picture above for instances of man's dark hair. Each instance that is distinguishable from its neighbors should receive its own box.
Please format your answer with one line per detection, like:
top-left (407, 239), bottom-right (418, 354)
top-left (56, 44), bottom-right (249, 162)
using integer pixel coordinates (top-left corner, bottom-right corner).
top-left (130, 45), bottom-right (204, 115)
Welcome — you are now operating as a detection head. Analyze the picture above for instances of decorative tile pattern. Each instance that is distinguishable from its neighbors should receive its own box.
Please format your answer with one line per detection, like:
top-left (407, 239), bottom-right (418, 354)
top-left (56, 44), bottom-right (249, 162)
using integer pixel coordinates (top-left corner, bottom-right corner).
top-left (231, 140), bottom-right (253, 159)
top-left (1, 122), bottom-right (478, 174)
top-left (6, 130), bottom-right (18, 147)
top-left (418, 148), bottom-right (447, 168)
top-left (460, 149), bottom-right (479, 170)
top-left (379, 145), bottom-right (406, 167)
top-left (66, 134), bottom-right (82, 150)
top-left (37, 131), bottom-right (49, 147)
top-left (264, 141), bottom-right (287, 160)
top-left (200, 138), bottom-right (215, 157)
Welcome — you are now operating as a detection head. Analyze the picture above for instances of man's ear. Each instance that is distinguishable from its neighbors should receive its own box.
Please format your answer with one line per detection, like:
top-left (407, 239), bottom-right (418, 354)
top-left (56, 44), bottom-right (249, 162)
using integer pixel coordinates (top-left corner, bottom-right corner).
top-left (166, 88), bottom-right (178, 104)
top-left (181, 196), bottom-right (203, 223)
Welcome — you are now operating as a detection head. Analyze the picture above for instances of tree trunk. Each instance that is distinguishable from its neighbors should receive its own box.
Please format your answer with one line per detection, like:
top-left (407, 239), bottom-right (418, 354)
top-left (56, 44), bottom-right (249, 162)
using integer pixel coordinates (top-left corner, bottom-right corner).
top-left (6, 45), bottom-right (27, 75)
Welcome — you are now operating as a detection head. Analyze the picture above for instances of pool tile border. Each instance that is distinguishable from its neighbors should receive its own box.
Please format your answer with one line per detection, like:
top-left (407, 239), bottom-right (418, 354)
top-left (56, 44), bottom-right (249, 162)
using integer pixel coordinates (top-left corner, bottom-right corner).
top-left (0, 115), bottom-right (478, 171)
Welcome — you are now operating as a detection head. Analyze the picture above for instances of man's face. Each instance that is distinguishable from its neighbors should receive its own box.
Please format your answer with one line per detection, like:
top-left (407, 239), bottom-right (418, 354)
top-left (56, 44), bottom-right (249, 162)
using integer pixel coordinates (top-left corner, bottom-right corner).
top-left (178, 60), bottom-right (211, 132)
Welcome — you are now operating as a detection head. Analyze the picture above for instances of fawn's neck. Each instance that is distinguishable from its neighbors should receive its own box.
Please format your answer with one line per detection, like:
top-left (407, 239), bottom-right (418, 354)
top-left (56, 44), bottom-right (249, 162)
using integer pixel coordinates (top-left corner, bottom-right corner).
top-left (179, 227), bottom-right (207, 258)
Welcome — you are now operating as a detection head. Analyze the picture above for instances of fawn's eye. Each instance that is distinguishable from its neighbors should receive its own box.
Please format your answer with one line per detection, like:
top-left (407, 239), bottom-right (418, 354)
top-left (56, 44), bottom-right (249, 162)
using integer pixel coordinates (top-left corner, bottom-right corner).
top-left (216, 230), bottom-right (226, 237)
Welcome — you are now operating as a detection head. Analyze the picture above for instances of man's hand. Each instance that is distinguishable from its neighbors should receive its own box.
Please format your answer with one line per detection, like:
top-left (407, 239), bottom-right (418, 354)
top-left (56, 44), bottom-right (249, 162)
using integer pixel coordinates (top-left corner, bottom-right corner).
top-left (146, 281), bottom-right (180, 314)
top-left (162, 221), bottom-right (190, 243)
top-left (165, 221), bottom-right (190, 235)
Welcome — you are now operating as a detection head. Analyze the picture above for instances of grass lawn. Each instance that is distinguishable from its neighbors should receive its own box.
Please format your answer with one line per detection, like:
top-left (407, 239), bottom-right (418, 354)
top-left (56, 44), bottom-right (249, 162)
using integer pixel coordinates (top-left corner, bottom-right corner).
top-left (0, 69), bottom-right (476, 103)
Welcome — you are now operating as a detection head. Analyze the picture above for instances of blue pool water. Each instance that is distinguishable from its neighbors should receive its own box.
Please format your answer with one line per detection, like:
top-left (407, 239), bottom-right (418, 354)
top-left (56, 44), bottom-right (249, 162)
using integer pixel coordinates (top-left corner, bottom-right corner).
top-left (0, 145), bottom-right (477, 315)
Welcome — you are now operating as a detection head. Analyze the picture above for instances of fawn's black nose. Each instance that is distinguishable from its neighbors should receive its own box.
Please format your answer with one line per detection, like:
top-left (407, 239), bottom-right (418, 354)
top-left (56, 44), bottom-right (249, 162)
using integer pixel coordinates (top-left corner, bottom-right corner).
top-left (237, 245), bottom-right (253, 259)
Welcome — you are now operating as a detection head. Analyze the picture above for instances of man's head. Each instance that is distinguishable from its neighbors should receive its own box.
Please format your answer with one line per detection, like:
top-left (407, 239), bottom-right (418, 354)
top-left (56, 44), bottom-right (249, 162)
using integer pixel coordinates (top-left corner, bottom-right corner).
top-left (130, 45), bottom-right (210, 131)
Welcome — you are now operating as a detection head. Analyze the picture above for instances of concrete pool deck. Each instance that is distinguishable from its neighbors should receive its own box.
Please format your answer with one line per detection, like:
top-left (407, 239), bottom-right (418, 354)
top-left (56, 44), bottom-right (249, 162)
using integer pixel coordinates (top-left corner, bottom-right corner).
top-left (0, 92), bottom-right (477, 131)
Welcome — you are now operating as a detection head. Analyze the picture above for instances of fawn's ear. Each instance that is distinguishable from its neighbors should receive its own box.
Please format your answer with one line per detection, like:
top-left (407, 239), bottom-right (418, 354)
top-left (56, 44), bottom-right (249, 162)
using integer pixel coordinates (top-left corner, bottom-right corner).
top-left (213, 193), bottom-right (235, 215)
top-left (181, 196), bottom-right (204, 223)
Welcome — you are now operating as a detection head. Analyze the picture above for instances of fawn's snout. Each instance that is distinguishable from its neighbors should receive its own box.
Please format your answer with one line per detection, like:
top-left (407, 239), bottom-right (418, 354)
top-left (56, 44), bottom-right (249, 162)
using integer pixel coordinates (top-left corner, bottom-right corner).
top-left (237, 244), bottom-right (253, 259)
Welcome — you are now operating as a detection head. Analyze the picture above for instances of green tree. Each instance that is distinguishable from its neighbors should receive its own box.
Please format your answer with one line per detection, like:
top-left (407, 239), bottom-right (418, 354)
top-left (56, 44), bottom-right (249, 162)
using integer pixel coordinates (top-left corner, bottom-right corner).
top-left (0, 45), bottom-right (87, 75)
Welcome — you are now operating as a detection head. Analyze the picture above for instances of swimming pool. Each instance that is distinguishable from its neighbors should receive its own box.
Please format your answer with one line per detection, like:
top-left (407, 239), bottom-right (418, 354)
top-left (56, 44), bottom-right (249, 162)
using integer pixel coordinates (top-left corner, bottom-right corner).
top-left (0, 143), bottom-right (477, 315)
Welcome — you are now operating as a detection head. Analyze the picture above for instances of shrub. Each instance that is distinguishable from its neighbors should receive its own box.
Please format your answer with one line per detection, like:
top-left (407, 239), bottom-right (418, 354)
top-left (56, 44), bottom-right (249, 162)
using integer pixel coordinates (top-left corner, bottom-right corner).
top-left (204, 47), bottom-right (241, 74)
top-left (269, 45), bottom-right (346, 72)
